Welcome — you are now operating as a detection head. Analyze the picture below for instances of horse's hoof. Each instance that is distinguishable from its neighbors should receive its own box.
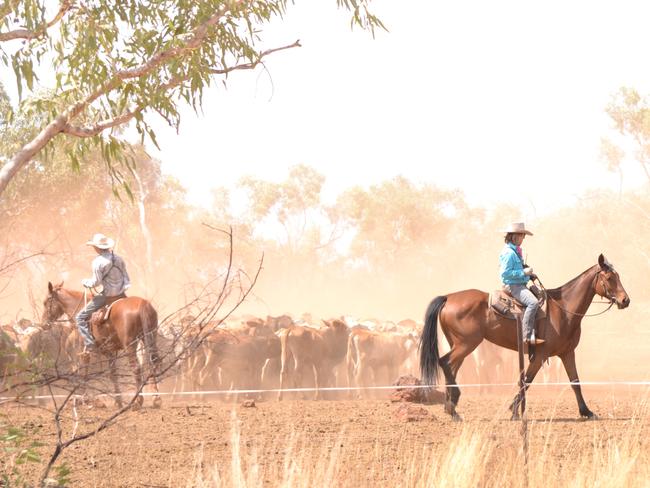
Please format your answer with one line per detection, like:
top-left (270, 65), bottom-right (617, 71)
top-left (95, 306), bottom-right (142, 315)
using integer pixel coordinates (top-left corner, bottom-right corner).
top-left (580, 411), bottom-right (597, 420)
top-left (152, 397), bottom-right (162, 409)
top-left (444, 401), bottom-right (454, 415)
top-left (451, 413), bottom-right (463, 422)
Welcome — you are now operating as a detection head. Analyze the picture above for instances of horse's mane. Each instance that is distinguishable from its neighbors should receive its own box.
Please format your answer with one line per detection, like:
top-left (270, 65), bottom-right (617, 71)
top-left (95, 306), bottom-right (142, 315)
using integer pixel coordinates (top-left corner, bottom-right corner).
top-left (545, 265), bottom-right (598, 299)
top-left (56, 287), bottom-right (87, 298)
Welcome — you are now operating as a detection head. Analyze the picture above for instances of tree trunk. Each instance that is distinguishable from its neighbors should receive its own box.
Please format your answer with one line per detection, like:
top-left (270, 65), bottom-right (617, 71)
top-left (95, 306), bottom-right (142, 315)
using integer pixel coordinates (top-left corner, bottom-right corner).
top-left (0, 116), bottom-right (67, 196)
top-left (133, 170), bottom-right (153, 296)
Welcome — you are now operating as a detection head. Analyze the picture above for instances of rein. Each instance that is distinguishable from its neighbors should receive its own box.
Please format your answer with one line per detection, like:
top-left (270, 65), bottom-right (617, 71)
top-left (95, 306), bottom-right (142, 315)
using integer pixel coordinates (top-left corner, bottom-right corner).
top-left (536, 271), bottom-right (616, 318)
top-left (44, 288), bottom-right (88, 327)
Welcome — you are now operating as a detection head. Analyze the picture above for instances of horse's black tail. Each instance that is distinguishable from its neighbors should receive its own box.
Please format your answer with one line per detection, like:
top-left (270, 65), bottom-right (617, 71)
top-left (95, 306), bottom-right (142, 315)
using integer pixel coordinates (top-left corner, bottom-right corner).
top-left (419, 295), bottom-right (447, 386)
top-left (140, 302), bottom-right (161, 371)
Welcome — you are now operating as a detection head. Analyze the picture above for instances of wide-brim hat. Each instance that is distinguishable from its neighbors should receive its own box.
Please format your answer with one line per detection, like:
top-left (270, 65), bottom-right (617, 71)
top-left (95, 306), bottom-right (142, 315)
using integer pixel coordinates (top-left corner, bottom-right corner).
top-left (501, 222), bottom-right (533, 236)
top-left (86, 233), bottom-right (115, 249)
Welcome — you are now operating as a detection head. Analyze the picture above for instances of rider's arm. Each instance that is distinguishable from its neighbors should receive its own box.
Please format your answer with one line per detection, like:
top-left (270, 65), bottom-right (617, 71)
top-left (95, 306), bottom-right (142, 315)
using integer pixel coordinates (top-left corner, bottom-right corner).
top-left (81, 257), bottom-right (105, 288)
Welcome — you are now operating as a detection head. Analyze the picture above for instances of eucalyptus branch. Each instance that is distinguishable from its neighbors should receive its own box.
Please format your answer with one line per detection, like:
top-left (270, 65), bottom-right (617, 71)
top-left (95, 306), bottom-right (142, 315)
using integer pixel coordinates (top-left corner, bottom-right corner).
top-left (0, 1), bottom-right (19, 23)
top-left (62, 40), bottom-right (301, 138)
top-left (64, 2), bottom-right (238, 122)
top-left (62, 108), bottom-right (143, 137)
top-left (0, 1), bottom-right (73, 42)
top-left (0, 0), bottom-right (379, 198)
top-left (209, 40), bottom-right (302, 74)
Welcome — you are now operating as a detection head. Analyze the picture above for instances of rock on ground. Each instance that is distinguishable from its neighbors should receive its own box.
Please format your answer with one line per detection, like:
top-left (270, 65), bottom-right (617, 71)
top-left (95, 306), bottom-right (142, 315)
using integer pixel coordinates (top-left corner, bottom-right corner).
top-left (393, 403), bottom-right (431, 422)
top-left (390, 374), bottom-right (445, 404)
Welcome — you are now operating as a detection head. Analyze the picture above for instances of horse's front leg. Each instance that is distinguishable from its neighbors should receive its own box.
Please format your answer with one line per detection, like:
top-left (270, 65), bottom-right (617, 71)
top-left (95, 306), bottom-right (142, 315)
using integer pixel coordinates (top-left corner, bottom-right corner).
top-left (509, 355), bottom-right (543, 420)
top-left (559, 350), bottom-right (596, 419)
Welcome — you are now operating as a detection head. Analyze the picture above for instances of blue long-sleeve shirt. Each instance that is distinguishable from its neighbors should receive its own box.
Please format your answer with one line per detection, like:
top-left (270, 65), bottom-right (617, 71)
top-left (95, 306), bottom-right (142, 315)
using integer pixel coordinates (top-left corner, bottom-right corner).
top-left (499, 242), bottom-right (529, 285)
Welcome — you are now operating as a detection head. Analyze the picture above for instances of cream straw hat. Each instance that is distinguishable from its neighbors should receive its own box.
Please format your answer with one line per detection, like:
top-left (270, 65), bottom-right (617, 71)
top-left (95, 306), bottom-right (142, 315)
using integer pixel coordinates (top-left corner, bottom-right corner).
top-left (501, 222), bottom-right (533, 236)
top-left (85, 233), bottom-right (115, 249)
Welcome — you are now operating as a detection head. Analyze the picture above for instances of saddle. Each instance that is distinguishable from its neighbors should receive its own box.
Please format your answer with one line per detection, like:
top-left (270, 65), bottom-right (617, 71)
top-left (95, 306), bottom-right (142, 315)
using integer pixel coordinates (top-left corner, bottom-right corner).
top-left (489, 287), bottom-right (548, 360)
top-left (489, 287), bottom-right (546, 322)
top-left (89, 294), bottom-right (127, 329)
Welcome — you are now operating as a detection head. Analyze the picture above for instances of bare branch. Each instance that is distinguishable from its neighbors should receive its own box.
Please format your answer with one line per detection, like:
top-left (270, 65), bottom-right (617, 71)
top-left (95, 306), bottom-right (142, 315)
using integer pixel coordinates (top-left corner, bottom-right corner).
top-left (208, 40), bottom-right (302, 75)
top-left (0, 250), bottom-right (48, 275)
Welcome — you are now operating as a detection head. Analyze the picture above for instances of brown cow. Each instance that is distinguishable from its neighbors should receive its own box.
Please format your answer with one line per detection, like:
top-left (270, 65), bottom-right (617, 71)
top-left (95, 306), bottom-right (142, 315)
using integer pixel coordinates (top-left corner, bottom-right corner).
top-left (346, 328), bottom-right (417, 398)
top-left (175, 318), bottom-right (271, 393)
top-left (278, 319), bottom-right (350, 400)
top-left (198, 330), bottom-right (280, 399)
top-left (266, 314), bottom-right (294, 331)
top-left (20, 323), bottom-right (74, 373)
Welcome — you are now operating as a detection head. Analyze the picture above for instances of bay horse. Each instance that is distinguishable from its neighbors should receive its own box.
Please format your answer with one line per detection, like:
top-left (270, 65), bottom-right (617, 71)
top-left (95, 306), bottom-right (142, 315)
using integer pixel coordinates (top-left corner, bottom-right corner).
top-left (42, 281), bottom-right (162, 409)
top-left (419, 254), bottom-right (630, 420)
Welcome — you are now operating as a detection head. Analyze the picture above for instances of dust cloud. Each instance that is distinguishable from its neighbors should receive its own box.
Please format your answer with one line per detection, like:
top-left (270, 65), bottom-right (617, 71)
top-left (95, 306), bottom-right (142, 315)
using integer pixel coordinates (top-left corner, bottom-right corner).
top-left (0, 164), bottom-right (647, 384)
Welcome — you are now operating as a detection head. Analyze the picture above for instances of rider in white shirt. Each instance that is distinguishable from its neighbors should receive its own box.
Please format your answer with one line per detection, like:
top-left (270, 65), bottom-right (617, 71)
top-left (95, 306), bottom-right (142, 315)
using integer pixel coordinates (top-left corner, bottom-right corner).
top-left (75, 233), bottom-right (130, 352)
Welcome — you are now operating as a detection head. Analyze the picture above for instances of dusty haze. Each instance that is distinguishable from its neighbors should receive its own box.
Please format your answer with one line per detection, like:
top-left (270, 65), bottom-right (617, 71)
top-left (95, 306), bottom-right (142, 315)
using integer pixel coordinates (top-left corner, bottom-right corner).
top-left (1, 160), bottom-right (647, 383)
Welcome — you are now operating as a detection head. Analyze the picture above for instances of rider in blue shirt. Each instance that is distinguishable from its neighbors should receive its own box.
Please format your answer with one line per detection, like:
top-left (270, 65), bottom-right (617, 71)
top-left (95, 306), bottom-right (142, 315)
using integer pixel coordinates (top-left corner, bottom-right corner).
top-left (499, 222), bottom-right (544, 345)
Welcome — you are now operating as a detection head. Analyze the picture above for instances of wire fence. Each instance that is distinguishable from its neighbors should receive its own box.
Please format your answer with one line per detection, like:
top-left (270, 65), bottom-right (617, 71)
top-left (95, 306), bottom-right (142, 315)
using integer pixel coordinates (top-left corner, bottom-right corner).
top-left (2, 379), bottom-right (649, 401)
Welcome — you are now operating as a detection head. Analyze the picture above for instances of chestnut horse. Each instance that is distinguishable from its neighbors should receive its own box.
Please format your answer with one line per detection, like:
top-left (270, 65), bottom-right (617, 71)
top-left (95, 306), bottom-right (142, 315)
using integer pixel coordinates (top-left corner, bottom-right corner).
top-left (42, 281), bottom-right (162, 408)
top-left (419, 254), bottom-right (630, 420)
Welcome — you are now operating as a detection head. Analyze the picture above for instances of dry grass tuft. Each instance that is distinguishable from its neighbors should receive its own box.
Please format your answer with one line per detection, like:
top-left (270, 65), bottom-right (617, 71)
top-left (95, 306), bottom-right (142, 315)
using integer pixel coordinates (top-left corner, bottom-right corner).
top-left (189, 399), bottom-right (649, 488)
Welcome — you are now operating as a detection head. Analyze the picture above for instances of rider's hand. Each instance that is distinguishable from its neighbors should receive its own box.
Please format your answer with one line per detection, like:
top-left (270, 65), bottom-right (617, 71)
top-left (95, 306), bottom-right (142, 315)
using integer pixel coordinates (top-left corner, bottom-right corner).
top-left (81, 279), bottom-right (93, 288)
top-left (523, 267), bottom-right (534, 276)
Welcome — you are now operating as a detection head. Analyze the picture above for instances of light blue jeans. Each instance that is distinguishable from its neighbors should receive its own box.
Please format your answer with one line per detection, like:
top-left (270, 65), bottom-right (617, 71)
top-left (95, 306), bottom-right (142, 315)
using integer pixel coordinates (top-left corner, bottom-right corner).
top-left (75, 295), bottom-right (106, 347)
top-left (504, 284), bottom-right (539, 338)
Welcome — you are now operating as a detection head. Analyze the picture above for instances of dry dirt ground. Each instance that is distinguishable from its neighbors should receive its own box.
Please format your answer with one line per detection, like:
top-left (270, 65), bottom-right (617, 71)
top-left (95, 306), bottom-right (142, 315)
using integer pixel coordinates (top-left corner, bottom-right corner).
top-left (2, 388), bottom-right (649, 487)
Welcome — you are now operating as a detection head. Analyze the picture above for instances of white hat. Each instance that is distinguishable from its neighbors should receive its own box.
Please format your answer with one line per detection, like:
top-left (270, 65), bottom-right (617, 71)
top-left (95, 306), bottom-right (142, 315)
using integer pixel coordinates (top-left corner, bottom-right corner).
top-left (86, 233), bottom-right (115, 249)
top-left (501, 222), bottom-right (533, 236)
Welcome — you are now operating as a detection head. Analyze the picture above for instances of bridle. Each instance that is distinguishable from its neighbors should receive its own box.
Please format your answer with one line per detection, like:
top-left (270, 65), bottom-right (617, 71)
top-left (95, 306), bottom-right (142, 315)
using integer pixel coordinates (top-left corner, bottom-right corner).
top-left (596, 270), bottom-right (618, 304)
top-left (537, 269), bottom-right (617, 318)
top-left (43, 288), bottom-right (85, 327)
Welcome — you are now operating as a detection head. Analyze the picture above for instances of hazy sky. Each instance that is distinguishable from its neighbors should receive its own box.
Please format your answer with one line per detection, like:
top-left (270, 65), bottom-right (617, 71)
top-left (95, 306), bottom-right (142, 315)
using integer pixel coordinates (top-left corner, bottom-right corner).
top-left (6, 1), bottom-right (650, 221)
top-left (139, 0), bottom-right (650, 220)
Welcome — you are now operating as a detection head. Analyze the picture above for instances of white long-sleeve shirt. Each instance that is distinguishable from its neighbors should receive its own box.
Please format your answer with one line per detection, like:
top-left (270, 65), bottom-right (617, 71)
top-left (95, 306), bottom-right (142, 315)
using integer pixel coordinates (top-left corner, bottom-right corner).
top-left (82, 251), bottom-right (131, 296)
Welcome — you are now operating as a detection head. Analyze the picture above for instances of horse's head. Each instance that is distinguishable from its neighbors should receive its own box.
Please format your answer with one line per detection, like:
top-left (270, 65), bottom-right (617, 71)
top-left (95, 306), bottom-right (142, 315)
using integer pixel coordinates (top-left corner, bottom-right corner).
top-left (42, 281), bottom-right (66, 327)
top-left (595, 254), bottom-right (630, 309)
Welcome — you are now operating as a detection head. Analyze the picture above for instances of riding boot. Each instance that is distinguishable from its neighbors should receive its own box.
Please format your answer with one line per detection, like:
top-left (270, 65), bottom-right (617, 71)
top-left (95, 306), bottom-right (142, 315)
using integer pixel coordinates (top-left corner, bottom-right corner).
top-left (528, 330), bottom-right (536, 361)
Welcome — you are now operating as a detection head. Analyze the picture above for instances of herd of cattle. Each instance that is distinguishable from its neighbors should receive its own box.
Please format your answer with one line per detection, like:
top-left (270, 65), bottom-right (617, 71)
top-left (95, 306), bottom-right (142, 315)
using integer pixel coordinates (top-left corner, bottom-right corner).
top-left (0, 314), bottom-right (564, 400)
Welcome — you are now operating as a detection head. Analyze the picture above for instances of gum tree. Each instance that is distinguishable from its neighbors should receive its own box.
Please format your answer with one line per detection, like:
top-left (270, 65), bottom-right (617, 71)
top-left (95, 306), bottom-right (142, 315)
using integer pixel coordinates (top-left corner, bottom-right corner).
top-left (0, 0), bottom-right (383, 196)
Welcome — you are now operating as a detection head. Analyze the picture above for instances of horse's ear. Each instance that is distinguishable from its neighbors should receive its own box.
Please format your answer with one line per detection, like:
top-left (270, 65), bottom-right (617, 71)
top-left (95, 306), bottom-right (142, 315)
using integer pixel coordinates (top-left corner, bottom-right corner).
top-left (598, 254), bottom-right (609, 270)
top-left (48, 281), bottom-right (53, 293)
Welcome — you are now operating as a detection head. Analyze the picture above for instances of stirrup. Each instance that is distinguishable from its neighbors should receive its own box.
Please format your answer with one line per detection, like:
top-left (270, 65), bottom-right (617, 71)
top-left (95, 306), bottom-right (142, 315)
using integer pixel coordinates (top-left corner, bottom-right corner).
top-left (524, 337), bottom-right (546, 345)
top-left (524, 332), bottom-right (545, 345)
